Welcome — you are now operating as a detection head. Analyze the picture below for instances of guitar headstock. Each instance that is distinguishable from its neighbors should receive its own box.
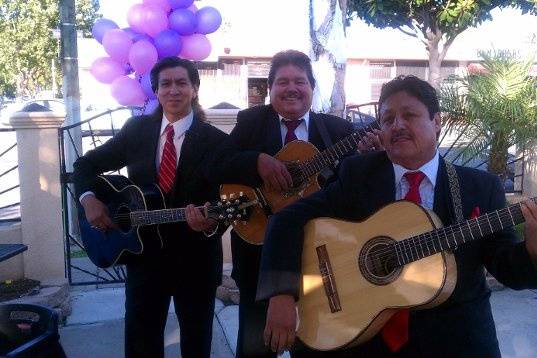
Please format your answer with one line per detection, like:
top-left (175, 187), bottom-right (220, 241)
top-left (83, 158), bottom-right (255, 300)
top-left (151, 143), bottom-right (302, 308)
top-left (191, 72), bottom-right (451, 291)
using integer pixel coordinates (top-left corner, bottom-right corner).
top-left (209, 192), bottom-right (255, 224)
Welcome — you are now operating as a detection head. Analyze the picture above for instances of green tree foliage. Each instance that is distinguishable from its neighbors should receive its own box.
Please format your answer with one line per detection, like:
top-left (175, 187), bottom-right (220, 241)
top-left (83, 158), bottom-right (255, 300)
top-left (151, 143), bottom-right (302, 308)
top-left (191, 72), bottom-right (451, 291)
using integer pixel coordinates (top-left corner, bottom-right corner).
top-left (440, 50), bottom-right (537, 180)
top-left (347, 1), bottom-right (537, 88)
top-left (0, 0), bottom-right (100, 97)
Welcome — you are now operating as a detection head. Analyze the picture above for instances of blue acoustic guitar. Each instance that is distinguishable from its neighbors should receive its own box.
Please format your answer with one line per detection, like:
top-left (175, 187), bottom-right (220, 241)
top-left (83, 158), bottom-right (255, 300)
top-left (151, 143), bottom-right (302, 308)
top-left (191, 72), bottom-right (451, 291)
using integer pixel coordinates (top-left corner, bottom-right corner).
top-left (77, 175), bottom-right (254, 268)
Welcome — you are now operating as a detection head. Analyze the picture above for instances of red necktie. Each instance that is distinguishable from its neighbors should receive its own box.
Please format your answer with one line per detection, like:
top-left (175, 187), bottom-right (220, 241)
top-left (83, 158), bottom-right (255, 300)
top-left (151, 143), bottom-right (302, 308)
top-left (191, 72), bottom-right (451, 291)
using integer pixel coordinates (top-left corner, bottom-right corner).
top-left (158, 124), bottom-right (177, 193)
top-left (282, 119), bottom-right (303, 144)
top-left (381, 170), bottom-right (426, 352)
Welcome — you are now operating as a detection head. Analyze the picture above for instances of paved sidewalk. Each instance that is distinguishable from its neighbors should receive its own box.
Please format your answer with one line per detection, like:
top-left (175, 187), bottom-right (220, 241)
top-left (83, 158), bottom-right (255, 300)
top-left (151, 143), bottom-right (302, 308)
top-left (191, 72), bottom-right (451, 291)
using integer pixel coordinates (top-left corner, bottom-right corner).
top-left (59, 287), bottom-right (537, 357)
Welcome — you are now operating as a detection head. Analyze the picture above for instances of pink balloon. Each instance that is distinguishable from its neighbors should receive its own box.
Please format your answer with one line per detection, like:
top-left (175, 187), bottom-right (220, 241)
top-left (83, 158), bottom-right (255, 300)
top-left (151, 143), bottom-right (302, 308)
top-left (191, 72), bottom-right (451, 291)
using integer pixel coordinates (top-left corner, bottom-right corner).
top-left (102, 29), bottom-right (133, 64)
top-left (111, 76), bottom-right (146, 106)
top-left (142, 5), bottom-right (169, 37)
top-left (143, 0), bottom-right (171, 13)
top-left (129, 40), bottom-right (158, 75)
top-left (127, 4), bottom-right (146, 34)
top-left (90, 57), bottom-right (125, 84)
top-left (179, 34), bottom-right (211, 61)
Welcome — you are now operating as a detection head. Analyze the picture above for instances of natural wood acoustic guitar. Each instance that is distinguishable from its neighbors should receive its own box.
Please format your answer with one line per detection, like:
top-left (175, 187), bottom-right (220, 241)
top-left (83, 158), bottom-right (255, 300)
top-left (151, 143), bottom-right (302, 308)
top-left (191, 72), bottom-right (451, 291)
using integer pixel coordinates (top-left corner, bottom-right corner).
top-left (220, 122), bottom-right (380, 245)
top-left (298, 199), bottom-right (531, 351)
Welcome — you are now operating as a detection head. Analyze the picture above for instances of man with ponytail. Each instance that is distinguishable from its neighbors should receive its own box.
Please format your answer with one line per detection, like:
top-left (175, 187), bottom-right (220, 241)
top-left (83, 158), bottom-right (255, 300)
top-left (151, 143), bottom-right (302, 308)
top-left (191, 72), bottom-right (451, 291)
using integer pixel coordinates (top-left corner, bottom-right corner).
top-left (74, 57), bottom-right (228, 358)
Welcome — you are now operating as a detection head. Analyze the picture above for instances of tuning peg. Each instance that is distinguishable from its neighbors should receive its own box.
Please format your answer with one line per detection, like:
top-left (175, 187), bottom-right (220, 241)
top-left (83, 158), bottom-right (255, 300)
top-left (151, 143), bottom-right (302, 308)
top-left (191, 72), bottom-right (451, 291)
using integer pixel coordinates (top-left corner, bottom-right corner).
top-left (228, 214), bottom-right (233, 219)
top-left (229, 193), bottom-right (235, 199)
top-left (239, 191), bottom-right (244, 196)
top-left (219, 215), bottom-right (224, 219)
top-left (221, 194), bottom-right (227, 200)
top-left (217, 201), bottom-right (223, 207)
top-left (237, 214), bottom-right (242, 219)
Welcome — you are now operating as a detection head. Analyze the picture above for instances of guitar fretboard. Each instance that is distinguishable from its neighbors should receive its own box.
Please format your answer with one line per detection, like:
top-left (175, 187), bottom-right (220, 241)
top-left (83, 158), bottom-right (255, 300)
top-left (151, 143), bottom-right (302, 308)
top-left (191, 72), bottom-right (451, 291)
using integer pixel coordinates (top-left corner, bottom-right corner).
top-left (130, 208), bottom-right (187, 226)
top-left (299, 122), bottom-right (381, 179)
top-left (394, 200), bottom-right (531, 267)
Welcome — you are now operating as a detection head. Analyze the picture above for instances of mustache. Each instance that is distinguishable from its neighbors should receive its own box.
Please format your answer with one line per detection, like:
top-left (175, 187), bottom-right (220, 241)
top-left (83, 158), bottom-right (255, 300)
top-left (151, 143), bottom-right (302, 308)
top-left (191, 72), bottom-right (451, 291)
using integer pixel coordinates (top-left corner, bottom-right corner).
top-left (391, 131), bottom-right (412, 142)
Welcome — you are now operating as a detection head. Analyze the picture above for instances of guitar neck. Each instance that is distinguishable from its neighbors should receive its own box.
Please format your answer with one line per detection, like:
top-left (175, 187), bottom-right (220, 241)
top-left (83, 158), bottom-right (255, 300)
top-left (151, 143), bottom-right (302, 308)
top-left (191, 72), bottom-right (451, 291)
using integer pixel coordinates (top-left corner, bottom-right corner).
top-left (396, 199), bottom-right (531, 266)
top-left (300, 122), bottom-right (380, 178)
top-left (129, 207), bottom-right (188, 226)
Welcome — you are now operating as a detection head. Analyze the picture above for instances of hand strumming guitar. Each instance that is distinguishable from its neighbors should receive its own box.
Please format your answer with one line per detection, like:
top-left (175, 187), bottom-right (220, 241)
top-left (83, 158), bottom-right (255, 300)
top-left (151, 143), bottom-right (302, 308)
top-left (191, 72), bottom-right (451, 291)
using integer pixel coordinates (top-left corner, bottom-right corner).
top-left (257, 153), bottom-right (293, 193)
top-left (80, 194), bottom-right (115, 231)
top-left (357, 128), bottom-right (383, 153)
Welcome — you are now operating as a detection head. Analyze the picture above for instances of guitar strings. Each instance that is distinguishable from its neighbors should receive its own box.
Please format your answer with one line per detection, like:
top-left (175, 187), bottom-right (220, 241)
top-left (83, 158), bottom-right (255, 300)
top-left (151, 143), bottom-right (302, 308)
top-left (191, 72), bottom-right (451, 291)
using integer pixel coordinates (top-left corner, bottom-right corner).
top-left (364, 205), bottom-right (523, 267)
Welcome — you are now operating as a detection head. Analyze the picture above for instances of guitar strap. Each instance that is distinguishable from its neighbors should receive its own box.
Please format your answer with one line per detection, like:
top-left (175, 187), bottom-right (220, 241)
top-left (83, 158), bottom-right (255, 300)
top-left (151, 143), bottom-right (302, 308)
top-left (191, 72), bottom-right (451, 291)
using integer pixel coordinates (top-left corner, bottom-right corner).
top-left (445, 161), bottom-right (464, 223)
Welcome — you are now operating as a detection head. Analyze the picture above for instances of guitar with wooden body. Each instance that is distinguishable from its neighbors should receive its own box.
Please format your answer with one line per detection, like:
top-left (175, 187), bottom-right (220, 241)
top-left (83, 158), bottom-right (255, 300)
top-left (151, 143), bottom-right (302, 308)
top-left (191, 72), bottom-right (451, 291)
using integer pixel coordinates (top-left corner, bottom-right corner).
top-left (78, 175), bottom-right (255, 268)
top-left (298, 199), bottom-right (531, 351)
top-left (220, 122), bottom-right (380, 245)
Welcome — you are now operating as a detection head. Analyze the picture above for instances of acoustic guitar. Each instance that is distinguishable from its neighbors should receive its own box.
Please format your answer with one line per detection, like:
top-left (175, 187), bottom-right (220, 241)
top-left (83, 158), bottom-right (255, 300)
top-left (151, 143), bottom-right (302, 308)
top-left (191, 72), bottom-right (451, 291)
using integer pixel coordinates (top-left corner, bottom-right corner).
top-left (78, 175), bottom-right (254, 268)
top-left (298, 199), bottom-right (530, 351)
top-left (220, 122), bottom-right (380, 245)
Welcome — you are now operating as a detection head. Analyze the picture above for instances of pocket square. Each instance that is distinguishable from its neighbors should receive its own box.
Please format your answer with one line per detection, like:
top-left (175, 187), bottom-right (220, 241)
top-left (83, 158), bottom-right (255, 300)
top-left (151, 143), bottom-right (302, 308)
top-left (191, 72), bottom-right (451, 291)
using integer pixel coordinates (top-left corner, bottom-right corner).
top-left (469, 206), bottom-right (480, 219)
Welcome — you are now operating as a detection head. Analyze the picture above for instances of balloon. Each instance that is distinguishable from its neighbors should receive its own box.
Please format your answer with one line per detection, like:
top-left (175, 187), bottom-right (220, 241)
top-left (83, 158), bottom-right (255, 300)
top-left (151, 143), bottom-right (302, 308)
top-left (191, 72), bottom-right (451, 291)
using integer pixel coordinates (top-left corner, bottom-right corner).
top-left (140, 73), bottom-right (156, 99)
top-left (154, 30), bottom-right (182, 58)
top-left (169, 9), bottom-right (197, 35)
top-left (142, 5), bottom-right (169, 37)
top-left (133, 33), bottom-right (154, 44)
top-left (102, 29), bottom-right (133, 63)
top-left (127, 4), bottom-right (146, 34)
top-left (179, 34), bottom-right (211, 61)
top-left (111, 76), bottom-right (146, 106)
top-left (90, 57), bottom-right (125, 84)
top-left (188, 4), bottom-right (198, 12)
top-left (143, 0), bottom-right (171, 13)
top-left (169, 0), bottom-right (194, 9)
top-left (92, 19), bottom-right (119, 43)
top-left (195, 7), bottom-right (222, 35)
top-left (129, 40), bottom-right (158, 75)
top-left (144, 99), bottom-right (160, 114)
top-left (122, 27), bottom-right (140, 40)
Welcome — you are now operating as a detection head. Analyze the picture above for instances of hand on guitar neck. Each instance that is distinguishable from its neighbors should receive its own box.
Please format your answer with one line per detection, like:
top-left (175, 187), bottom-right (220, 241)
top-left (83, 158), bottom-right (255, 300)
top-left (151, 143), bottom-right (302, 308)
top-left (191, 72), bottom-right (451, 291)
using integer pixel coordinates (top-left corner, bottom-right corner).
top-left (81, 194), bottom-right (116, 231)
top-left (357, 128), bottom-right (383, 153)
top-left (521, 200), bottom-right (537, 264)
top-left (257, 153), bottom-right (293, 192)
top-left (264, 294), bottom-right (297, 355)
top-left (185, 202), bottom-right (218, 233)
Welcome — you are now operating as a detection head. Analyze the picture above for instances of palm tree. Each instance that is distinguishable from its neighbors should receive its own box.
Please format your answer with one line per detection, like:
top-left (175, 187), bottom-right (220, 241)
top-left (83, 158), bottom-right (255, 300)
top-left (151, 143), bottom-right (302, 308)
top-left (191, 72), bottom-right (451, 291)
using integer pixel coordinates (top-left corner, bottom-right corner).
top-left (440, 50), bottom-right (537, 183)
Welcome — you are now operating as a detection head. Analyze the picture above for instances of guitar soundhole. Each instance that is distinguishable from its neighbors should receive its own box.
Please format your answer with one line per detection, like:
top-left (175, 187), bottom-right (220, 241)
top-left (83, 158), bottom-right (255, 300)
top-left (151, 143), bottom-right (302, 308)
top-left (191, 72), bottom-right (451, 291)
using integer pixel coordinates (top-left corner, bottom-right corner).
top-left (115, 206), bottom-right (132, 233)
top-left (358, 236), bottom-right (401, 286)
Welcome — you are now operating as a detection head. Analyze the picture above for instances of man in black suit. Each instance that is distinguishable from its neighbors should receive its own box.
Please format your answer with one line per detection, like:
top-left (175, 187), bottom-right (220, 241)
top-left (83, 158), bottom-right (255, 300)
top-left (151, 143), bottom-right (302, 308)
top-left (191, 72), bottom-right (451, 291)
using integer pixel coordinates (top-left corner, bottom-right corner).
top-left (210, 50), bottom-right (358, 357)
top-left (258, 75), bottom-right (537, 357)
top-left (73, 57), bottom-right (227, 358)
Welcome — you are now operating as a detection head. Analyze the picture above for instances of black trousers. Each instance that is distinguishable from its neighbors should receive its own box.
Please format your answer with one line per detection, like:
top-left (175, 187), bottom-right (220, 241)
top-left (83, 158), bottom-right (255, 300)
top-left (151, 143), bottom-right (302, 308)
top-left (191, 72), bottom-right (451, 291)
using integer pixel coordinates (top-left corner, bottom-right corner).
top-left (124, 257), bottom-right (216, 358)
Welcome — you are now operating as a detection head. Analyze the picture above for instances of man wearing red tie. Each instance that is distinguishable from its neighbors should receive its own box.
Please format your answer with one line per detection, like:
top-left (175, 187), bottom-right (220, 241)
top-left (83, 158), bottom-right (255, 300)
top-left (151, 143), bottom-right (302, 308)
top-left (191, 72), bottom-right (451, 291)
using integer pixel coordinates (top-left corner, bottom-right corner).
top-left (74, 57), bottom-right (227, 358)
top-left (210, 50), bottom-right (357, 357)
top-left (257, 75), bottom-right (537, 356)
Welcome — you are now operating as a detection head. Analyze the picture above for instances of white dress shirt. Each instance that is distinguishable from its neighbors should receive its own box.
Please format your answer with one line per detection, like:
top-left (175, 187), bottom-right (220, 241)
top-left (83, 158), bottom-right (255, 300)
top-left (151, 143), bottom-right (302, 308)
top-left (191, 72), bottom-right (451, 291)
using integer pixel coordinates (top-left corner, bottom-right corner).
top-left (278, 111), bottom-right (310, 144)
top-left (393, 151), bottom-right (440, 210)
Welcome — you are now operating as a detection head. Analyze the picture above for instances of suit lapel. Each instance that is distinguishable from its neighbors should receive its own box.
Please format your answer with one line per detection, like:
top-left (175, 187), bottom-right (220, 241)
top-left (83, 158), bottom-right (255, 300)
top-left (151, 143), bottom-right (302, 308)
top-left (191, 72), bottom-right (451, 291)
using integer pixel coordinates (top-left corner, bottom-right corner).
top-left (147, 113), bottom-right (162, 182)
top-left (433, 157), bottom-right (454, 225)
top-left (308, 112), bottom-right (324, 149)
top-left (176, 117), bottom-right (205, 189)
top-left (265, 105), bottom-right (283, 155)
top-left (365, 153), bottom-right (396, 214)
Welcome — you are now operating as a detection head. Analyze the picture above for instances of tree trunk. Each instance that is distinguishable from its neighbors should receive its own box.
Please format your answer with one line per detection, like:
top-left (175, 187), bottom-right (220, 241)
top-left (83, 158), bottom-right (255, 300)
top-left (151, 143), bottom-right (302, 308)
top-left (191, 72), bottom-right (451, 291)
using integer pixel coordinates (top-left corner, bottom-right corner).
top-left (488, 131), bottom-right (509, 182)
top-left (309, 0), bottom-right (347, 117)
top-left (428, 45), bottom-right (442, 90)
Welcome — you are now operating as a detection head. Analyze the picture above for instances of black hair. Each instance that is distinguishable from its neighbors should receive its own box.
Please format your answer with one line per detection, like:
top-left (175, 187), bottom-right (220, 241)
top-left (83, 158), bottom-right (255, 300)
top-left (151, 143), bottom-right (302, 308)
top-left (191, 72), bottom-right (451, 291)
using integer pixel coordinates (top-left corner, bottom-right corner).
top-left (149, 56), bottom-right (205, 121)
top-left (378, 75), bottom-right (439, 120)
top-left (267, 50), bottom-right (316, 90)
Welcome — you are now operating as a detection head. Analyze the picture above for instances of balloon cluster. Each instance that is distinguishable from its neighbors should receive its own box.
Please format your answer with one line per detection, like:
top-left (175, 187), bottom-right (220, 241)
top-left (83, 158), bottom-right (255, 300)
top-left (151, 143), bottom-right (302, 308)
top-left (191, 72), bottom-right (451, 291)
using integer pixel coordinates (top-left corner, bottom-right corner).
top-left (90, 0), bottom-right (222, 110)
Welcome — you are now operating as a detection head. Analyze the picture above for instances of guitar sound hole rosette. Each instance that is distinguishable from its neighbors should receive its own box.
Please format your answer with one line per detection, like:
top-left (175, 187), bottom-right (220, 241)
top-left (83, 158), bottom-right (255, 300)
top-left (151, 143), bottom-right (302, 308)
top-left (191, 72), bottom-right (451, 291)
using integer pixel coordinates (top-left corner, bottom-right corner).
top-left (358, 236), bottom-right (402, 286)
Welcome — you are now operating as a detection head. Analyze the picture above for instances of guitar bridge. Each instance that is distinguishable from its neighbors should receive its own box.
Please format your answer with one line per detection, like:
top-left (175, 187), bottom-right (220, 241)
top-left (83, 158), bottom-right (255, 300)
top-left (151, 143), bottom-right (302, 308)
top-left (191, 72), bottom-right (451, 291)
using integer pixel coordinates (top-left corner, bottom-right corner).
top-left (316, 245), bottom-right (342, 313)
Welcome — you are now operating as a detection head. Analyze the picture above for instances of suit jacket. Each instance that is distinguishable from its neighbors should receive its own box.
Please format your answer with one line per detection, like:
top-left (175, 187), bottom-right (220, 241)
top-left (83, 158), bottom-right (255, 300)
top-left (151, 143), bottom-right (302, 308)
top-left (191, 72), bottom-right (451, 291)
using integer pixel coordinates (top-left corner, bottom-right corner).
top-left (209, 104), bottom-right (354, 296)
top-left (73, 111), bottom-right (228, 288)
top-left (258, 151), bottom-right (537, 356)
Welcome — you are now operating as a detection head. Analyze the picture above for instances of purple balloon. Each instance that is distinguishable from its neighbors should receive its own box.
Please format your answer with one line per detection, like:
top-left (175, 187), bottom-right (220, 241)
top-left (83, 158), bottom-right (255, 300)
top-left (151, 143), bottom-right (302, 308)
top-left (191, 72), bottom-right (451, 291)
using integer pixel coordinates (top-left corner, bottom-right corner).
top-left (129, 40), bottom-right (158, 75)
top-left (90, 57), bottom-right (125, 84)
top-left (143, 0), bottom-right (171, 13)
top-left (127, 4), bottom-right (146, 34)
top-left (169, 9), bottom-right (197, 35)
top-left (154, 30), bottom-right (183, 58)
top-left (169, 0), bottom-right (194, 9)
top-left (133, 33), bottom-right (154, 44)
top-left (92, 19), bottom-right (119, 43)
top-left (179, 34), bottom-right (211, 61)
top-left (111, 76), bottom-right (146, 106)
top-left (122, 27), bottom-right (140, 40)
top-left (195, 7), bottom-right (222, 35)
top-left (140, 73), bottom-right (156, 99)
top-left (102, 29), bottom-right (133, 64)
top-left (142, 5), bottom-right (169, 37)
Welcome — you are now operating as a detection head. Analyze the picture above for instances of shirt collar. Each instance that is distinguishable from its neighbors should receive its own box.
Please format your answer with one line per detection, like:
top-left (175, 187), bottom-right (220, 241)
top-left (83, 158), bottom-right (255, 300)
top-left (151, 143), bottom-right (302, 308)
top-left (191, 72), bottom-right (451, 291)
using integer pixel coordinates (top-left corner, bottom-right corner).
top-left (278, 111), bottom-right (310, 131)
top-left (393, 151), bottom-right (440, 187)
top-left (160, 111), bottom-right (194, 138)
